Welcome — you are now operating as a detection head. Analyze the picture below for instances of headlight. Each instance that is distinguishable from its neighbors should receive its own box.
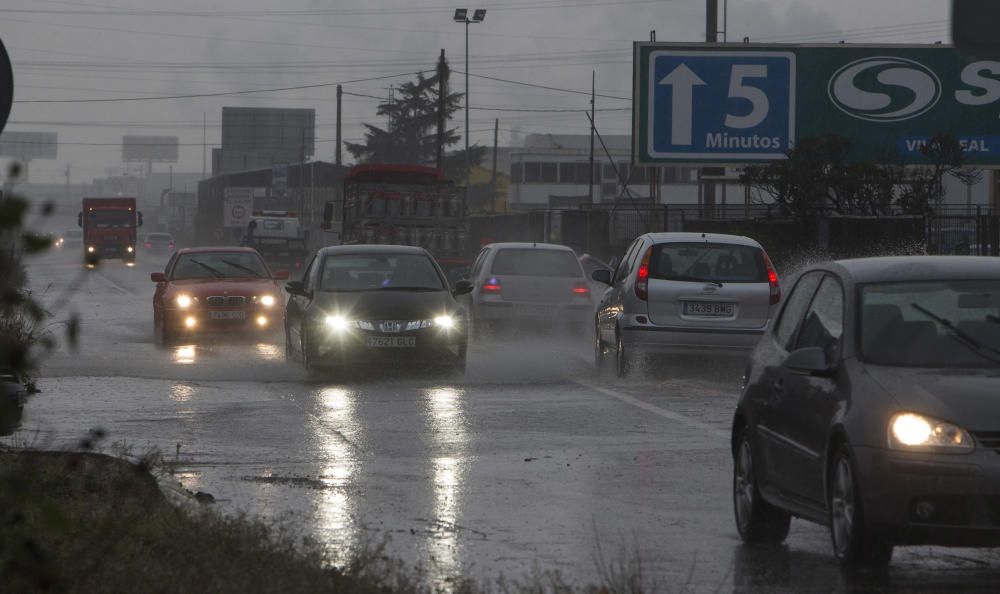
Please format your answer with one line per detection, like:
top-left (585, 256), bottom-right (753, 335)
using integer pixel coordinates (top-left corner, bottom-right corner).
top-left (259, 295), bottom-right (276, 307)
top-left (176, 295), bottom-right (193, 309)
top-left (324, 315), bottom-right (351, 332)
top-left (889, 412), bottom-right (974, 453)
top-left (434, 314), bottom-right (456, 329)
top-left (87, 246), bottom-right (95, 253)
top-left (127, 246), bottom-right (134, 253)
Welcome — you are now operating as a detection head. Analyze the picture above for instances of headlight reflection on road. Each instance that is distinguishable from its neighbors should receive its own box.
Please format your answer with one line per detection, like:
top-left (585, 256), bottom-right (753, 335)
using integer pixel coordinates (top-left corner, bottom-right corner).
top-left (170, 383), bottom-right (195, 403)
top-left (314, 387), bottom-right (363, 568)
top-left (173, 345), bottom-right (196, 365)
top-left (255, 343), bottom-right (281, 361)
top-left (424, 387), bottom-right (469, 583)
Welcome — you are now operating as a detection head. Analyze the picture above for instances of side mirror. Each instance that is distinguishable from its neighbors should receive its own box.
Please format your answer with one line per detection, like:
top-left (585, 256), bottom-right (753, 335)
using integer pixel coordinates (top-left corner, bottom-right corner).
top-left (608, 256), bottom-right (620, 271)
top-left (150, 272), bottom-right (166, 283)
top-left (272, 270), bottom-right (290, 281)
top-left (452, 279), bottom-right (474, 296)
top-left (137, 212), bottom-right (144, 227)
top-left (591, 269), bottom-right (612, 285)
top-left (783, 347), bottom-right (835, 376)
top-left (285, 280), bottom-right (308, 297)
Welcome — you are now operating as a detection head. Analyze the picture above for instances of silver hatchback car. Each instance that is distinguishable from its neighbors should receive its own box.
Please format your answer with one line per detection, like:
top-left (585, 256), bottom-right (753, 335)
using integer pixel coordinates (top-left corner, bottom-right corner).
top-left (464, 242), bottom-right (594, 336)
top-left (593, 232), bottom-right (780, 376)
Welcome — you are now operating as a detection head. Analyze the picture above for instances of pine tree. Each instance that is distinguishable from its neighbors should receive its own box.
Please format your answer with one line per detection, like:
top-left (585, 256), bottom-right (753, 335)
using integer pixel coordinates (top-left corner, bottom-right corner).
top-left (346, 53), bottom-right (485, 180)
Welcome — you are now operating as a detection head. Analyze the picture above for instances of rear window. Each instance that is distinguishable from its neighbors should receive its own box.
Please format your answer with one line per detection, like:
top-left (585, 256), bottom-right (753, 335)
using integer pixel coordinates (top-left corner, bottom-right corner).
top-left (649, 242), bottom-right (766, 283)
top-left (147, 233), bottom-right (171, 240)
top-left (491, 248), bottom-right (582, 278)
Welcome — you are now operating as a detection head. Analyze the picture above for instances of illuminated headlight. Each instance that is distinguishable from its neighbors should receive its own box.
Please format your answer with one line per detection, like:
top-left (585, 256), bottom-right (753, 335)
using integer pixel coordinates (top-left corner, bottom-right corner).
top-left (889, 412), bottom-right (974, 453)
top-left (126, 245), bottom-right (134, 253)
top-left (259, 295), bottom-right (276, 307)
top-left (433, 314), bottom-right (456, 329)
top-left (324, 315), bottom-right (351, 332)
top-left (87, 246), bottom-right (96, 253)
top-left (175, 295), bottom-right (193, 309)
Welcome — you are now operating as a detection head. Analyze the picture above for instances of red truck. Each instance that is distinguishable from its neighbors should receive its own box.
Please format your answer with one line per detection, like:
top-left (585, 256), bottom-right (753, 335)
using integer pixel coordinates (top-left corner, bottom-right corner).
top-left (78, 197), bottom-right (143, 266)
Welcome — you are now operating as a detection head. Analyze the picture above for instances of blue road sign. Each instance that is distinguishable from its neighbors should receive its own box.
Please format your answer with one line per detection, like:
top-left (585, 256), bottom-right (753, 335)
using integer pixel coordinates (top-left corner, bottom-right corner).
top-left (642, 50), bottom-right (796, 162)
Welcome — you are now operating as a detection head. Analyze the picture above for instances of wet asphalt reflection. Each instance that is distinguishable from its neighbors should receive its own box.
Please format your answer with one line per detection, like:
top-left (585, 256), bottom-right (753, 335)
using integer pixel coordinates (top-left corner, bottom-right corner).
top-left (6, 249), bottom-right (1000, 592)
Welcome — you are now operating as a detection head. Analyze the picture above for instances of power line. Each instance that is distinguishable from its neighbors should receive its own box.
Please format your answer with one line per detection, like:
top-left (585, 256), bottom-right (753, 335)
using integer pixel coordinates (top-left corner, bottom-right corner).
top-left (455, 71), bottom-right (630, 101)
top-left (12, 71), bottom-right (433, 104)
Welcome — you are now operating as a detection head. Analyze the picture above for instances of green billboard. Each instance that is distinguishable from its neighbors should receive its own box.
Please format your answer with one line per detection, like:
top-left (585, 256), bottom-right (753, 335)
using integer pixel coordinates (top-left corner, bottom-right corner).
top-left (633, 42), bottom-right (1000, 165)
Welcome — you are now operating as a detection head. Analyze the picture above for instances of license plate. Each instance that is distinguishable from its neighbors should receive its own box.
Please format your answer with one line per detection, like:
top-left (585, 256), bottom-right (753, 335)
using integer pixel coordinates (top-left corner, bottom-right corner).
top-left (364, 336), bottom-right (416, 348)
top-left (683, 301), bottom-right (735, 317)
top-left (209, 310), bottom-right (246, 320)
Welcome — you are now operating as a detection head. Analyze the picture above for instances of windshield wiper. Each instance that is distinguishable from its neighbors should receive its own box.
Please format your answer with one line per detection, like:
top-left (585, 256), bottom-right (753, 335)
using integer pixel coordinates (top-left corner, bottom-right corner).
top-left (665, 275), bottom-right (723, 288)
top-left (910, 303), bottom-right (1000, 365)
top-left (189, 259), bottom-right (224, 278)
top-left (377, 286), bottom-right (442, 292)
top-left (220, 259), bottom-right (263, 278)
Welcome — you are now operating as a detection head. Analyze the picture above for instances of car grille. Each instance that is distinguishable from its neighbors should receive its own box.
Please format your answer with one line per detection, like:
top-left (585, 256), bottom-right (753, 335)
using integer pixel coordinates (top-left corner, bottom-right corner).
top-left (206, 296), bottom-right (245, 307)
top-left (970, 431), bottom-right (1000, 453)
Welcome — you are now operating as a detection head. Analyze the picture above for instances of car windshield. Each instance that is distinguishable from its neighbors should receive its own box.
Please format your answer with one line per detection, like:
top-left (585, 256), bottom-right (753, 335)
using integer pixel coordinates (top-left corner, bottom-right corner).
top-left (171, 252), bottom-right (269, 280)
top-left (491, 248), bottom-right (582, 277)
top-left (650, 242), bottom-right (766, 284)
top-left (88, 210), bottom-right (133, 229)
top-left (861, 280), bottom-right (1000, 368)
top-left (319, 254), bottom-right (444, 292)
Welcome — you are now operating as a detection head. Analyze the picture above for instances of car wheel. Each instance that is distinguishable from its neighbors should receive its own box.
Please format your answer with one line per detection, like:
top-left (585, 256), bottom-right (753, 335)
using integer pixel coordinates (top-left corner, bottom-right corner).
top-left (829, 444), bottom-right (894, 567)
top-left (615, 333), bottom-right (630, 378)
top-left (300, 329), bottom-right (315, 371)
top-left (155, 315), bottom-right (173, 346)
top-left (284, 326), bottom-right (294, 362)
top-left (594, 321), bottom-right (607, 370)
top-left (733, 432), bottom-right (791, 544)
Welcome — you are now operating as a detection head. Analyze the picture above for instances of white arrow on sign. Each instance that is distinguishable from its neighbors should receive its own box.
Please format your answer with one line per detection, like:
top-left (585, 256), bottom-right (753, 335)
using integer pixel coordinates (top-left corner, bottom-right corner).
top-left (658, 64), bottom-right (707, 146)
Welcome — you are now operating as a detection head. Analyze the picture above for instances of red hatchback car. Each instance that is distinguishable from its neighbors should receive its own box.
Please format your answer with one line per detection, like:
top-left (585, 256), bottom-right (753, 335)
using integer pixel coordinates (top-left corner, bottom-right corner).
top-left (151, 247), bottom-right (288, 344)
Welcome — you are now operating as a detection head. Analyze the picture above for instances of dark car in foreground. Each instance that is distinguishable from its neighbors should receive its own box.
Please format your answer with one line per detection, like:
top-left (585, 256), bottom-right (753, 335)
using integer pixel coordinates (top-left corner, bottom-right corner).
top-left (284, 245), bottom-right (472, 373)
top-left (732, 256), bottom-right (1000, 567)
top-left (151, 247), bottom-right (288, 344)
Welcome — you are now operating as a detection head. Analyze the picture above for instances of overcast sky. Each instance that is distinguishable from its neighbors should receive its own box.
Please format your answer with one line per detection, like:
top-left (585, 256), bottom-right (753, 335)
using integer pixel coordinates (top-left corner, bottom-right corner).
top-left (0, 0), bottom-right (950, 184)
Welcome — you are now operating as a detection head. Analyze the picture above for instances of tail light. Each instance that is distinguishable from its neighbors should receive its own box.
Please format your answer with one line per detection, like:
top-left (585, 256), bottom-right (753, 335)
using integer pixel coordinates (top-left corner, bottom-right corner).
top-left (635, 247), bottom-right (652, 301)
top-left (763, 251), bottom-right (780, 305)
top-left (572, 282), bottom-right (590, 297)
top-left (144, 242), bottom-right (152, 248)
top-left (481, 277), bottom-right (502, 294)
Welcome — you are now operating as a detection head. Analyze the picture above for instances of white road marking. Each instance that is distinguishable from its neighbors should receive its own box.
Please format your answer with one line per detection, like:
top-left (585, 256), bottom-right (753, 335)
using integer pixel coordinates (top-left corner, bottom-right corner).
top-left (570, 378), bottom-right (731, 442)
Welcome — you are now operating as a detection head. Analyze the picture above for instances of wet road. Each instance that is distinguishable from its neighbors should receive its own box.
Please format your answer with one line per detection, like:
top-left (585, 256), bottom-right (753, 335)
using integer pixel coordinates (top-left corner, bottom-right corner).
top-left (8, 248), bottom-right (1000, 592)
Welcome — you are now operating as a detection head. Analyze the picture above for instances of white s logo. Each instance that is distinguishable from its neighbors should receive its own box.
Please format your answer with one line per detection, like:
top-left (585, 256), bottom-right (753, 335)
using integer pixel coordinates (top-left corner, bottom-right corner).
top-left (828, 57), bottom-right (941, 122)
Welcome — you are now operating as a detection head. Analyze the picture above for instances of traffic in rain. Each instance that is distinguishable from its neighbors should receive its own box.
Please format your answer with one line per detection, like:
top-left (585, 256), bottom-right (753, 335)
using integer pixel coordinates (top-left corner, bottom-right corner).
top-left (2, 1), bottom-right (1000, 593)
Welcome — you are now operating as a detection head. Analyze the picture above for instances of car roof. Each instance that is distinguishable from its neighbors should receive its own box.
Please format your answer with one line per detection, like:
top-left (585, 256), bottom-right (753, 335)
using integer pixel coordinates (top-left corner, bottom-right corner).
top-left (175, 246), bottom-right (258, 255)
top-left (484, 242), bottom-right (575, 251)
top-left (643, 232), bottom-right (763, 247)
top-left (816, 256), bottom-right (1000, 284)
top-left (316, 244), bottom-right (430, 256)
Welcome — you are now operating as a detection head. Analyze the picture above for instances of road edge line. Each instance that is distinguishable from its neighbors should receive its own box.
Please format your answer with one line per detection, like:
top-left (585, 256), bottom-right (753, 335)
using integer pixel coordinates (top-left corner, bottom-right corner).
top-left (570, 378), bottom-right (730, 441)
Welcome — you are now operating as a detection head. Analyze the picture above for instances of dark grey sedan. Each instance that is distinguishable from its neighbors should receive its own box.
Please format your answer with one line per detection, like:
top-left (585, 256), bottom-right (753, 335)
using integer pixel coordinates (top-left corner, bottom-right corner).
top-left (731, 256), bottom-right (1000, 567)
top-left (284, 245), bottom-right (472, 373)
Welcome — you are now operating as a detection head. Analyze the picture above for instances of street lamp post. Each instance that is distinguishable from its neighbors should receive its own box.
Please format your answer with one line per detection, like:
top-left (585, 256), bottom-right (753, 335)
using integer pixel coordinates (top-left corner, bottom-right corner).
top-left (454, 8), bottom-right (485, 212)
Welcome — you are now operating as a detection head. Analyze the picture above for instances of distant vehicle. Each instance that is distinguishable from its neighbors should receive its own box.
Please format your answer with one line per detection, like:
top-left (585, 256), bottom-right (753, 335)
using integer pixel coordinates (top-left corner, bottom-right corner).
top-left (0, 368), bottom-right (28, 412)
top-left (732, 256), bottom-right (1000, 567)
top-left (244, 210), bottom-right (308, 273)
top-left (150, 247), bottom-right (288, 345)
top-left (284, 245), bottom-right (472, 373)
top-left (143, 232), bottom-right (175, 254)
top-left (335, 164), bottom-right (467, 260)
top-left (45, 232), bottom-right (63, 248)
top-left (464, 242), bottom-right (594, 337)
top-left (593, 233), bottom-right (779, 377)
top-left (79, 197), bottom-right (142, 265)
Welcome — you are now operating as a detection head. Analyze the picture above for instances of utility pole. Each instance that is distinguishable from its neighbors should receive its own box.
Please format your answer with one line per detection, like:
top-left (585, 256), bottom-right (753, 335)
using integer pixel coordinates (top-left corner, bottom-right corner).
top-left (437, 49), bottom-right (448, 171)
top-left (64, 163), bottom-right (71, 202)
top-left (336, 85), bottom-right (343, 166)
top-left (300, 130), bottom-right (306, 218)
top-left (465, 20), bottom-right (471, 202)
top-left (649, 32), bottom-right (659, 220)
top-left (588, 70), bottom-right (596, 204)
top-left (491, 117), bottom-right (499, 215)
top-left (202, 112), bottom-right (207, 179)
top-left (703, 0), bottom-right (719, 218)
